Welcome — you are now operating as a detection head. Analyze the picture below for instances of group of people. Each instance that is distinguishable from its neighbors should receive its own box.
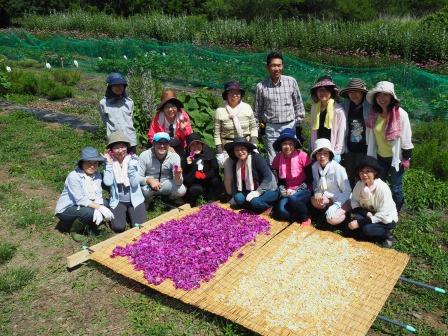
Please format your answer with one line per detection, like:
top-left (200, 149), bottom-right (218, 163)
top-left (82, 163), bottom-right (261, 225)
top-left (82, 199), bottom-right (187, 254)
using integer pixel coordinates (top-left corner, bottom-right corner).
top-left (55, 51), bottom-right (413, 248)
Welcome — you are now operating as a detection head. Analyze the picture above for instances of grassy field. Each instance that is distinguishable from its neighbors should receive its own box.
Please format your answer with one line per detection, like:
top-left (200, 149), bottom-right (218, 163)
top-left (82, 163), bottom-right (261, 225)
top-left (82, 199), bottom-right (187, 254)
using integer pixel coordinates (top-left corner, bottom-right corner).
top-left (0, 107), bottom-right (447, 335)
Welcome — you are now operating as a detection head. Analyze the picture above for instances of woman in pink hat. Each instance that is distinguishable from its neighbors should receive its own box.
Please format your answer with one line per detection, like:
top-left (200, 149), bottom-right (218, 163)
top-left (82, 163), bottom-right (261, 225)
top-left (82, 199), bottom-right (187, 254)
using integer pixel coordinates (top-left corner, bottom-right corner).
top-left (365, 81), bottom-right (413, 212)
top-left (309, 75), bottom-right (346, 163)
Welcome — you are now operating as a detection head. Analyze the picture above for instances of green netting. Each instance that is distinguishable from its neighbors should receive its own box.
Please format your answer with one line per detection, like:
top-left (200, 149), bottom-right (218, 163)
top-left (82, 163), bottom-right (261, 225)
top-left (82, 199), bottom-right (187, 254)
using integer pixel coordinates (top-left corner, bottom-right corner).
top-left (1, 31), bottom-right (447, 120)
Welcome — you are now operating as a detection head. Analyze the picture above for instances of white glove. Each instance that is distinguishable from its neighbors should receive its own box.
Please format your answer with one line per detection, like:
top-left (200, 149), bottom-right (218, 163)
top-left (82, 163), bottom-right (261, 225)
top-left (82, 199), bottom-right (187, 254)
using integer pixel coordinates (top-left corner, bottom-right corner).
top-left (326, 203), bottom-right (340, 219)
top-left (93, 209), bottom-right (104, 226)
top-left (246, 191), bottom-right (261, 202)
top-left (98, 206), bottom-right (114, 221)
top-left (216, 153), bottom-right (225, 167)
top-left (253, 149), bottom-right (259, 153)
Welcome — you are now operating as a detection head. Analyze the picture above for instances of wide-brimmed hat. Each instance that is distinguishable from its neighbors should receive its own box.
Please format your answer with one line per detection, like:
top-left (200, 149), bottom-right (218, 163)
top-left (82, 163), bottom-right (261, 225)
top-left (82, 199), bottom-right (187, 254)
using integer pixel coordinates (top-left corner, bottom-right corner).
top-left (366, 81), bottom-right (400, 104)
top-left (222, 81), bottom-right (245, 100)
top-left (310, 75), bottom-right (337, 94)
top-left (273, 128), bottom-right (301, 152)
top-left (153, 132), bottom-right (171, 142)
top-left (186, 133), bottom-right (204, 150)
top-left (355, 156), bottom-right (382, 177)
top-left (224, 137), bottom-right (256, 156)
top-left (78, 146), bottom-right (105, 165)
top-left (157, 89), bottom-right (184, 111)
top-left (106, 72), bottom-right (127, 86)
top-left (339, 78), bottom-right (368, 98)
top-left (107, 131), bottom-right (130, 148)
top-left (311, 138), bottom-right (334, 159)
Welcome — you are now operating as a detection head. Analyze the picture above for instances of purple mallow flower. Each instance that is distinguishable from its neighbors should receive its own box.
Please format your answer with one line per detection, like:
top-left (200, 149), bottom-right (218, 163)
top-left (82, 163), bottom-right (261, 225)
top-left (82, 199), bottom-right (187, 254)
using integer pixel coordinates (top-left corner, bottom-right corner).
top-left (111, 204), bottom-right (271, 290)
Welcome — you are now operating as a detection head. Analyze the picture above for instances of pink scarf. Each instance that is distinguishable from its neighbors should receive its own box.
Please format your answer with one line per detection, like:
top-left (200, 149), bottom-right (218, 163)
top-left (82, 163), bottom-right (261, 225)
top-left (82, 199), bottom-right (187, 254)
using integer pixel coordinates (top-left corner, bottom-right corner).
top-left (366, 106), bottom-right (401, 141)
top-left (277, 150), bottom-right (301, 179)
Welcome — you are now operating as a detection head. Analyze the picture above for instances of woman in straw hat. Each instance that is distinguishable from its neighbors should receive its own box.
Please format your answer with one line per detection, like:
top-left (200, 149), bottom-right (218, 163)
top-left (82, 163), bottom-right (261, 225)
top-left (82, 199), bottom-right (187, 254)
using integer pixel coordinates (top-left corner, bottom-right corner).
top-left (309, 75), bottom-right (346, 163)
top-left (214, 81), bottom-right (258, 195)
top-left (339, 78), bottom-right (371, 187)
top-left (348, 156), bottom-right (398, 247)
top-left (147, 88), bottom-right (193, 157)
top-left (365, 81), bottom-right (413, 212)
top-left (310, 138), bottom-right (351, 226)
top-left (224, 137), bottom-right (279, 214)
top-left (272, 128), bottom-right (312, 226)
top-left (55, 147), bottom-right (114, 241)
top-left (103, 131), bottom-right (146, 233)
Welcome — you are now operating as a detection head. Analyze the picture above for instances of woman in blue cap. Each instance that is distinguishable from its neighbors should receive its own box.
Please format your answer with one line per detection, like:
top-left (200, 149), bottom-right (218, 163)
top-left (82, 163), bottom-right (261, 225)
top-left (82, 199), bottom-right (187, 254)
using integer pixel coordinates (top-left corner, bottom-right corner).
top-left (99, 73), bottom-right (138, 151)
top-left (272, 128), bottom-right (313, 226)
top-left (55, 147), bottom-right (114, 241)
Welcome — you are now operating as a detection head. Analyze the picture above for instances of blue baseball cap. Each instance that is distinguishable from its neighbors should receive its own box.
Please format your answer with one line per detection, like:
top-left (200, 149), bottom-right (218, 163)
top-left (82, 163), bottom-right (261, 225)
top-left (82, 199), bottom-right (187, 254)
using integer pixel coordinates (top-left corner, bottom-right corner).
top-left (153, 132), bottom-right (170, 142)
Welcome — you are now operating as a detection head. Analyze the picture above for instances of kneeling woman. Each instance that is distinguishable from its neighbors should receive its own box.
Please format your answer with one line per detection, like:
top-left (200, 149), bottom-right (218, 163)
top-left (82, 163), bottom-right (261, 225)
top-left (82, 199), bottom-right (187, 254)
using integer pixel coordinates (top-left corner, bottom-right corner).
top-left (182, 133), bottom-right (224, 206)
top-left (348, 156), bottom-right (398, 247)
top-left (272, 128), bottom-right (312, 226)
top-left (103, 132), bottom-right (146, 233)
top-left (310, 138), bottom-right (351, 226)
top-left (225, 137), bottom-right (279, 213)
top-left (55, 147), bottom-right (114, 241)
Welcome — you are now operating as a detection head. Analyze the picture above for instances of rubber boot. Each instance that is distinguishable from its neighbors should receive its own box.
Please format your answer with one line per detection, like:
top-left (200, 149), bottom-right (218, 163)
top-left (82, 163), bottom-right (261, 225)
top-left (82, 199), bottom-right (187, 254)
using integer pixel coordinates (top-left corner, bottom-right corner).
top-left (70, 219), bottom-right (87, 242)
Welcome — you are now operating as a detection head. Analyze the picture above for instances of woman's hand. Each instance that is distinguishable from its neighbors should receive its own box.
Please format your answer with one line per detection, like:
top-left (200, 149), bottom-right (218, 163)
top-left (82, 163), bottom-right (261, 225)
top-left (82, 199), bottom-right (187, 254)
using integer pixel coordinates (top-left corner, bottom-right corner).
top-left (103, 152), bottom-right (113, 164)
top-left (179, 119), bottom-right (187, 131)
top-left (186, 157), bottom-right (193, 165)
top-left (401, 159), bottom-right (410, 170)
top-left (348, 220), bottom-right (359, 230)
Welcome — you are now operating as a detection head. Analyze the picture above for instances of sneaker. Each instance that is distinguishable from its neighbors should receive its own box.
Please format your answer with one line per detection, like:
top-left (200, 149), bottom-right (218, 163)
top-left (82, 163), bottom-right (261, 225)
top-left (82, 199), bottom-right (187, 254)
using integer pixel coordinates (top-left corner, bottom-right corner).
top-left (382, 234), bottom-right (396, 248)
top-left (300, 218), bottom-right (312, 227)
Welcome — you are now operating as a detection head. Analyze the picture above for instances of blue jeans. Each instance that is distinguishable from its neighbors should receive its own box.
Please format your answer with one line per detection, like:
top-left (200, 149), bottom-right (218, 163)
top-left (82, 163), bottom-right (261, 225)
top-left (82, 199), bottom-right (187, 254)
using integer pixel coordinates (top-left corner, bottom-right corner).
top-left (377, 155), bottom-right (404, 211)
top-left (234, 190), bottom-right (280, 212)
top-left (276, 189), bottom-right (311, 222)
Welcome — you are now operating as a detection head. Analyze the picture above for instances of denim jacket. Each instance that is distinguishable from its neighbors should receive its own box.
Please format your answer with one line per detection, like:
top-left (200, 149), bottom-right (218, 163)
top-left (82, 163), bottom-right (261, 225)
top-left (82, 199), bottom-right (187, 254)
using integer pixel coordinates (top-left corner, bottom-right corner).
top-left (55, 168), bottom-right (103, 214)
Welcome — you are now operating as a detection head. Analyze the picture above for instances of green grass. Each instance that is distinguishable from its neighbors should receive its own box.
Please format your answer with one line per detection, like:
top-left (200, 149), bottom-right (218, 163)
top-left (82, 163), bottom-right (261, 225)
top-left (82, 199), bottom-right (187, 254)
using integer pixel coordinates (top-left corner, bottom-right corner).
top-left (0, 110), bottom-right (446, 335)
top-left (0, 267), bottom-right (36, 294)
top-left (0, 242), bottom-right (17, 265)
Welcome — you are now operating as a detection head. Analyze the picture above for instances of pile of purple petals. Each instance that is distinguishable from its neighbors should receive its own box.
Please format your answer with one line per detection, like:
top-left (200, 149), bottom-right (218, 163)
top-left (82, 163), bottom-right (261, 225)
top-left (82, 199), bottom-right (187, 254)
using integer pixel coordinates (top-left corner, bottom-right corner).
top-left (111, 203), bottom-right (271, 290)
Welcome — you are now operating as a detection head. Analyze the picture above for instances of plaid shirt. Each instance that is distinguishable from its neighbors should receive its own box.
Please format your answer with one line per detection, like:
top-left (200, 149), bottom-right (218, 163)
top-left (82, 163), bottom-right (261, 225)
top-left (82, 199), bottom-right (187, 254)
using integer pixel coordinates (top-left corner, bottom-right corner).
top-left (255, 75), bottom-right (305, 124)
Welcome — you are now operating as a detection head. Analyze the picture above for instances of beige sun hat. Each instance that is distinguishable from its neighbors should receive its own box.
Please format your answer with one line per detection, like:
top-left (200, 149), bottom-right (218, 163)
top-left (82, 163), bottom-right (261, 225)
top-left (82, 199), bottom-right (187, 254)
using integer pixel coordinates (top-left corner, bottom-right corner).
top-left (366, 81), bottom-right (400, 104)
top-left (311, 138), bottom-right (335, 159)
top-left (107, 131), bottom-right (131, 148)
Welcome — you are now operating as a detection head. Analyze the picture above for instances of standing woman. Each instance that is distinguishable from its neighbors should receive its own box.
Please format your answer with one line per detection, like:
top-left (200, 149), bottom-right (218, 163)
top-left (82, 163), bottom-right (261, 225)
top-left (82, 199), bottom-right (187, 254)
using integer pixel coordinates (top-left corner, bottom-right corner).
top-left (365, 81), bottom-right (413, 212)
top-left (272, 128), bottom-right (312, 226)
top-left (224, 137), bottom-right (278, 213)
top-left (55, 147), bottom-right (114, 241)
top-left (310, 138), bottom-right (351, 226)
top-left (103, 132), bottom-right (146, 233)
top-left (309, 75), bottom-right (346, 162)
top-left (214, 81), bottom-right (258, 194)
top-left (348, 156), bottom-right (398, 247)
top-left (99, 73), bottom-right (137, 150)
top-left (340, 78), bottom-right (370, 187)
top-left (147, 88), bottom-right (193, 157)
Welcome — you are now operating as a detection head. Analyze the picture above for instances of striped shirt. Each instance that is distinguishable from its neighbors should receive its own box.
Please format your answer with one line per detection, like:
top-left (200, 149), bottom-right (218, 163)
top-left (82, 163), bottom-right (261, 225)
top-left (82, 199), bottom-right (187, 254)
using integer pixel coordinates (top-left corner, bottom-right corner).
top-left (255, 75), bottom-right (305, 124)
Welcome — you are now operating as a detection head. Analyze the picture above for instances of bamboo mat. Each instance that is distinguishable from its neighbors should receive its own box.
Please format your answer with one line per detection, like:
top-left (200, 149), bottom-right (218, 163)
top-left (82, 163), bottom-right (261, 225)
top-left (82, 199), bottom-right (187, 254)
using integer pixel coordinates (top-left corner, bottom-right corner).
top-left (89, 205), bottom-right (409, 336)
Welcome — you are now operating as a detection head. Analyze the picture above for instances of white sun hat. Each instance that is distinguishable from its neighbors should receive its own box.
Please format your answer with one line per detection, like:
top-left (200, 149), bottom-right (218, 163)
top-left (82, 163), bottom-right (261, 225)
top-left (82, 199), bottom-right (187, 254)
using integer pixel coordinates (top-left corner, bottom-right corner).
top-left (366, 81), bottom-right (400, 104)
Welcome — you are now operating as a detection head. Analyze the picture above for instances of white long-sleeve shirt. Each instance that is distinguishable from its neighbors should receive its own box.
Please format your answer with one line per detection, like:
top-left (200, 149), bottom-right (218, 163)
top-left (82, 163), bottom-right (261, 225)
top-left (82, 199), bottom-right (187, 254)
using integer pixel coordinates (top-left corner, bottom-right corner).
top-left (311, 160), bottom-right (351, 206)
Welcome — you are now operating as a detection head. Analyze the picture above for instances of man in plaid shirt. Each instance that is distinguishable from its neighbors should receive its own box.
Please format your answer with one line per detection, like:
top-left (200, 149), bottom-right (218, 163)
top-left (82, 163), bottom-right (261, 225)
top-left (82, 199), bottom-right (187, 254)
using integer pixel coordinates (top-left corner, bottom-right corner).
top-left (255, 51), bottom-right (305, 164)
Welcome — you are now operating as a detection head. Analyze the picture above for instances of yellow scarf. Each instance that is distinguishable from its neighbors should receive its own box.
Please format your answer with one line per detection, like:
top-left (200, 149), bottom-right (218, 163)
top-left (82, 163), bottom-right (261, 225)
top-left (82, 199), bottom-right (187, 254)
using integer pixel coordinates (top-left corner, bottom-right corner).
top-left (312, 99), bottom-right (334, 130)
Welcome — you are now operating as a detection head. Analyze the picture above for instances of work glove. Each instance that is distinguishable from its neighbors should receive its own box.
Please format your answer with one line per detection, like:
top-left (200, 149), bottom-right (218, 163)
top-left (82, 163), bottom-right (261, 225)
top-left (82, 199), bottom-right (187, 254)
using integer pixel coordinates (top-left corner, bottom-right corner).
top-left (93, 209), bottom-right (104, 226)
top-left (325, 203), bottom-right (340, 220)
top-left (246, 190), bottom-right (261, 202)
top-left (216, 153), bottom-right (225, 167)
top-left (98, 206), bottom-right (114, 221)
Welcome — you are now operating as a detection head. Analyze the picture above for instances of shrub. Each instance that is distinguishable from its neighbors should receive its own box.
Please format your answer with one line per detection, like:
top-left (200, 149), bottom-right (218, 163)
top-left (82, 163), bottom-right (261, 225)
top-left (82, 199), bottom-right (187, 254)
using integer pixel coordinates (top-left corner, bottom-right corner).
top-left (411, 120), bottom-right (448, 180)
top-left (178, 89), bottom-right (221, 147)
top-left (404, 169), bottom-right (448, 210)
top-left (47, 84), bottom-right (73, 100)
top-left (52, 69), bottom-right (81, 85)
